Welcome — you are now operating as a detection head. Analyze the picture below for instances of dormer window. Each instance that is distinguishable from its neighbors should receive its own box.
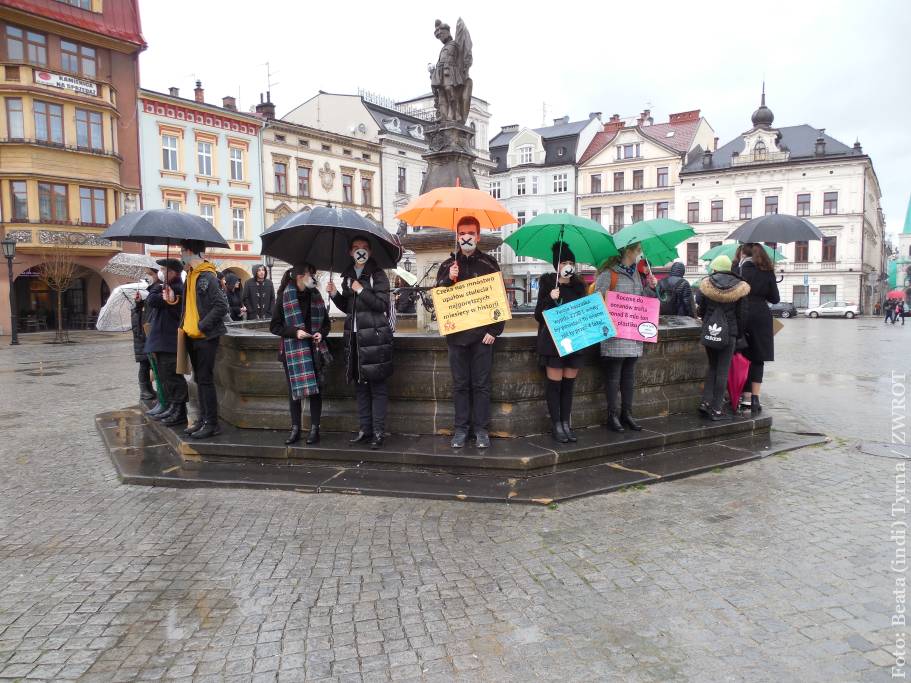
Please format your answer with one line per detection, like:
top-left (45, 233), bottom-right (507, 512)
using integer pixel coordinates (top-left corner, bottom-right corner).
top-left (519, 145), bottom-right (533, 164)
top-left (557, 146), bottom-right (566, 157)
top-left (753, 139), bottom-right (767, 161)
top-left (408, 124), bottom-right (424, 139)
top-left (384, 117), bottom-right (401, 133)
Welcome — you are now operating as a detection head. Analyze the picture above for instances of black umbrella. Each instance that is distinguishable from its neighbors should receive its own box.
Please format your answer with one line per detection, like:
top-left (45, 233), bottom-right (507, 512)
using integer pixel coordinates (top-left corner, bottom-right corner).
top-left (260, 206), bottom-right (402, 271)
top-left (727, 213), bottom-right (824, 243)
top-left (101, 209), bottom-right (229, 247)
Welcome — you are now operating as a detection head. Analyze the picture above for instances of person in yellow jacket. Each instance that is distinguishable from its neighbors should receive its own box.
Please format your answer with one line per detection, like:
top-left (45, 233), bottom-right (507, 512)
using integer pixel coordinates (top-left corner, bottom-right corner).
top-left (163, 239), bottom-right (229, 438)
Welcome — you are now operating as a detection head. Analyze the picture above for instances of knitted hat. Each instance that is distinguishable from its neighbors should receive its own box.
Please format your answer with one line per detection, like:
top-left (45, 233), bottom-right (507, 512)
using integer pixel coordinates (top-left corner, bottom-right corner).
top-left (709, 254), bottom-right (732, 273)
top-left (551, 241), bottom-right (576, 269)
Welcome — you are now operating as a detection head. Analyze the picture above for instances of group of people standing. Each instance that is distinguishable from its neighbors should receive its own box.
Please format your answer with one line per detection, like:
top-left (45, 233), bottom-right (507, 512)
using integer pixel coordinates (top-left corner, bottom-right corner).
top-left (883, 298), bottom-right (906, 325)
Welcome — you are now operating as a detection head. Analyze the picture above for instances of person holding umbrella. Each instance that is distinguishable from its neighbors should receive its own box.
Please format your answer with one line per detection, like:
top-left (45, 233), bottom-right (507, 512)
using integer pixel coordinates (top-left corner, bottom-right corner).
top-left (164, 239), bottom-right (229, 438)
top-left (534, 242), bottom-right (587, 443)
top-left (241, 264), bottom-right (275, 320)
top-left (130, 269), bottom-right (157, 402)
top-left (326, 236), bottom-right (394, 449)
top-left (144, 259), bottom-right (188, 425)
top-left (271, 263), bottom-right (332, 445)
top-left (737, 243), bottom-right (780, 414)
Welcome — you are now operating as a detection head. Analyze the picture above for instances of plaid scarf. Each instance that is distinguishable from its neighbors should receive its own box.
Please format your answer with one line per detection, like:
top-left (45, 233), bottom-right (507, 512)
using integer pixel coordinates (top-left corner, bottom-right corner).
top-left (281, 284), bottom-right (331, 399)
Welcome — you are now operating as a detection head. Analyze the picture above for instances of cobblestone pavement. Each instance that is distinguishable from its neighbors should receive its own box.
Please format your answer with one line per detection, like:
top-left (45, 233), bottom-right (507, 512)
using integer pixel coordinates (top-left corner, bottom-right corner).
top-left (0, 328), bottom-right (904, 682)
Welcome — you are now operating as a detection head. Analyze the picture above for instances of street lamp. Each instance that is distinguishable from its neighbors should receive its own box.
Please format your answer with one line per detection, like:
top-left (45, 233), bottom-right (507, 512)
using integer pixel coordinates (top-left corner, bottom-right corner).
top-left (1, 236), bottom-right (18, 345)
top-left (263, 254), bottom-right (275, 282)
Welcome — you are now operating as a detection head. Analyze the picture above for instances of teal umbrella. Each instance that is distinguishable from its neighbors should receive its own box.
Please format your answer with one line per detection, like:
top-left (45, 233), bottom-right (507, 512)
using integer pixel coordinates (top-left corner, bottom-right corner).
top-left (700, 242), bottom-right (786, 263)
top-left (613, 218), bottom-right (695, 267)
top-left (503, 212), bottom-right (619, 268)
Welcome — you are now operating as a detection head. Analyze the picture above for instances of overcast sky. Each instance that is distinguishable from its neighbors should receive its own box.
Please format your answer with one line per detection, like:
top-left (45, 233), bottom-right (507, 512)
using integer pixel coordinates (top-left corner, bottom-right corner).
top-left (138, 0), bottom-right (911, 238)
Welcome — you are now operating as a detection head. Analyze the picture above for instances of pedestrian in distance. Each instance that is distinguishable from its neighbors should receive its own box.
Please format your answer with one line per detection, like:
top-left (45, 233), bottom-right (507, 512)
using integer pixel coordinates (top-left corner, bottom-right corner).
top-left (656, 261), bottom-right (695, 317)
top-left (241, 263), bottom-right (276, 321)
top-left (271, 264), bottom-right (332, 446)
top-left (895, 300), bottom-right (905, 326)
top-left (694, 255), bottom-right (750, 420)
top-left (884, 299), bottom-right (895, 324)
top-left (737, 243), bottom-right (780, 414)
top-left (534, 241), bottom-right (587, 443)
top-left (224, 272), bottom-right (244, 321)
top-left (326, 236), bottom-right (394, 450)
top-left (144, 259), bottom-right (189, 425)
top-left (595, 242), bottom-right (658, 432)
top-left (131, 269), bottom-right (157, 402)
top-left (435, 215), bottom-right (505, 449)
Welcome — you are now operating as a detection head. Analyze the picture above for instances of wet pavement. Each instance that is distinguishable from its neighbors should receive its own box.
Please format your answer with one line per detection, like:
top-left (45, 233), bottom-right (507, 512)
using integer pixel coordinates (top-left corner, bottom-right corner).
top-left (0, 325), bottom-right (905, 682)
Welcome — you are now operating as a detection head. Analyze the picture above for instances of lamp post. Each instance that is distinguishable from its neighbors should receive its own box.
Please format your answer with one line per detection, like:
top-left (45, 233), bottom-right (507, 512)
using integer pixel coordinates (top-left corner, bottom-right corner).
top-left (1, 236), bottom-right (18, 345)
top-left (263, 254), bottom-right (275, 283)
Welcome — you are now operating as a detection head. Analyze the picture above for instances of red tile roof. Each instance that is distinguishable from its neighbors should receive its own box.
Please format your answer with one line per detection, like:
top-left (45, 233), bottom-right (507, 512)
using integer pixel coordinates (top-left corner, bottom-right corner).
top-left (579, 113), bottom-right (704, 165)
top-left (0, 0), bottom-right (145, 48)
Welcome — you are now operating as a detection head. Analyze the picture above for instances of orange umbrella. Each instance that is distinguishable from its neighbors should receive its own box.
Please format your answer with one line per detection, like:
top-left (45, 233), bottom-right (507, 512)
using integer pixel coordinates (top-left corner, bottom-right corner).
top-left (395, 186), bottom-right (515, 231)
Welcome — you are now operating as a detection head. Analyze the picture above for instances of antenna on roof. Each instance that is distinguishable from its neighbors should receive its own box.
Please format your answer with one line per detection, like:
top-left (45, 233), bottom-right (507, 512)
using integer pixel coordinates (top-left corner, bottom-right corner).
top-left (262, 61), bottom-right (280, 94)
top-left (542, 101), bottom-right (547, 127)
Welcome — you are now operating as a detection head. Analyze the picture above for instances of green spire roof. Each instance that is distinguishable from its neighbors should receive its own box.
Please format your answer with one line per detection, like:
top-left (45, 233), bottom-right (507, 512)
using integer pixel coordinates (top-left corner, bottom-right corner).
top-left (904, 194), bottom-right (911, 235)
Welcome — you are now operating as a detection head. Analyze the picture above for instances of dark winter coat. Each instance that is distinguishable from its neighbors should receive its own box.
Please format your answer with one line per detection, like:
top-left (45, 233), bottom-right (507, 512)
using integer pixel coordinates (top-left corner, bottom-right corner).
top-left (225, 274), bottom-right (243, 320)
top-left (739, 260), bottom-right (780, 362)
top-left (270, 286), bottom-right (331, 363)
top-left (179, 267), bottom-right (229, 340)
top-left (695, 272), bottom-right (751, 341)
top-left (145, 279), bottom-right (183, 354)
top-left (657, 262), bottom-right (695, 316)
top-left (435, 250), bottom-right (506, 346)
top-left (130, 286), bottom-right (155, 362)
top-left (329, 259), bottom-right (393, 384)
top-left (242, 269), bottom-right (275, 320)
top-left (533, 272), bottom-right (588, 357)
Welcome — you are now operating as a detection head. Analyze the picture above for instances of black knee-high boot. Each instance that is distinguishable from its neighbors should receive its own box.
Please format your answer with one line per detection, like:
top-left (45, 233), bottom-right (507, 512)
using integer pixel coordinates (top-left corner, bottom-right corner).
top-left (560, 377), bottom-right (577, 442)
top-left (546, 379), bottom-right (568, 443)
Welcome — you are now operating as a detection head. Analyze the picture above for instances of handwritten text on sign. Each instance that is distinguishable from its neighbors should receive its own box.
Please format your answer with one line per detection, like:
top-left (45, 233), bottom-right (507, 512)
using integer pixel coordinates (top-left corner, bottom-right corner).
top-left (543, 293), bottom-right (616, 357)
top-left (431, 271), bottom-right (512, 336)
top-left (606, 291), bottom-right (660, 343)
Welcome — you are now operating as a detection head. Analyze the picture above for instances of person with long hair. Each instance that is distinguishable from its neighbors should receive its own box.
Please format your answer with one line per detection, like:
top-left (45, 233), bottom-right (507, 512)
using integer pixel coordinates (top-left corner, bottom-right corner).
top-left (270, 263), bottom-right (332, 445)
top-left (534, 241), bottom-right (588, 443)
top-left (595, 242), bottom-right (658, 432)
top-left (737, 242), bottom-right (780, 413)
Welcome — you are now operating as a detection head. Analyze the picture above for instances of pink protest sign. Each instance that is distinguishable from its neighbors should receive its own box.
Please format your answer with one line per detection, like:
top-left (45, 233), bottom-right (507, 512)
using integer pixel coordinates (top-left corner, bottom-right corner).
top-left (605, 291), bottom-right (660, 343)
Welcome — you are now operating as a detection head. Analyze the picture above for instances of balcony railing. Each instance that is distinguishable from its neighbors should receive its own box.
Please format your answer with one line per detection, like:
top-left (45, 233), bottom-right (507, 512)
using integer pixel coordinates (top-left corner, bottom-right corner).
top-left (730, 151), bottom-right (790, 166)
top-left (792, 262), bottom-right (808, 270)
top-left (821, 260), bottom-right (838, 270)
top-left (0, 137), bottom-right (122, 160)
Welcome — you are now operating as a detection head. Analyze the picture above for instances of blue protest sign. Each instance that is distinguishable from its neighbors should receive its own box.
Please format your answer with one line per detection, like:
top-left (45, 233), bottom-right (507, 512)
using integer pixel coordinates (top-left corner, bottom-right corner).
top-left (542, 292), bottom-right (617, 357)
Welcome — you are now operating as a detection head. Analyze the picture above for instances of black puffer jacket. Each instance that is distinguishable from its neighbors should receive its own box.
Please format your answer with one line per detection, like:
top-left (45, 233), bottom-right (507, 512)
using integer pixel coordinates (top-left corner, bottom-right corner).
top-left (435, 250), bottom-right (506, 346)
top-left (330, 259), bottom-right (393, 384)
top-left (695, 272), bottom-right (751, 340)
top-left (179, 266), bottom-right (229, 340)
top-left (533, 272), bottom-right (588, 357)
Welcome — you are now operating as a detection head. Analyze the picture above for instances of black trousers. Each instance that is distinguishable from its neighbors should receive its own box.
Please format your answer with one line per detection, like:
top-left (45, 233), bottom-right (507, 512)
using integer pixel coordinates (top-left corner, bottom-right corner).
top-left (702, 342), bottom-right (735, 412)
top-left (154, 352), bottom-right (188, 404)
top-left (186, 337), bottom-right (219, 423)
top-left (749, 360), bottom-right (764, 385)
top-left (138, 358), bottom-right (152, 387)
top-left (448, 341), bottom-right (494, 433)
top-left (356, 380), bottom-right (388, 433)
top-left (282, 359), bottom-right (322, 428)
top-left (601, 356), bottom-right (638, 413)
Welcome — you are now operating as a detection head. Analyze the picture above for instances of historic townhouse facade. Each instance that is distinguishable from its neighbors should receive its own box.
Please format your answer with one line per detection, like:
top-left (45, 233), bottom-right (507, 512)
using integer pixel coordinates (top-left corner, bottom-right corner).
top-left (0, 0), bottom-right (144, 335)
top-left (137, 84), bottom-right (263, 279)
top-left (578, 109), bottom-right (715, 236)
top-left (678, 93), bottom-right (885, 311)
top-left (488, 114), bottom-right (602, 301)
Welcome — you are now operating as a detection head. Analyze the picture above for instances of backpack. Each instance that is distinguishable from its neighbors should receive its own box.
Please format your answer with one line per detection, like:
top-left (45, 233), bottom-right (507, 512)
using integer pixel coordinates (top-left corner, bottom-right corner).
top-left (700, 303), bottom-right (731, 349)
top-left (588, 270), bottom-right (618, 295)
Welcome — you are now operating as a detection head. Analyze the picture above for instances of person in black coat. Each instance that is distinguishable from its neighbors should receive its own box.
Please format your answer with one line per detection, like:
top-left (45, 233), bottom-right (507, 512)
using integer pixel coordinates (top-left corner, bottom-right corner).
top-left (327, 236), bottom-right (393, 449)
top-left (144, 259), bottom-right (188, 425)
top-left (224, 273), bottom-right (243, 320)
top-left (241, 264), bottom-right (275, 320)
top-left (435, 216), bottom-right (505, 449)
top-left (131, 269), bottom-right (157, 401)
top-left (738, 243), bottom-right (780, 413)
top-left (534, 242), bottom-right (587, 443)
top-left (270, 264), bottom-right (331, 445)
top-left (657, 261), bottom-right (695, 317)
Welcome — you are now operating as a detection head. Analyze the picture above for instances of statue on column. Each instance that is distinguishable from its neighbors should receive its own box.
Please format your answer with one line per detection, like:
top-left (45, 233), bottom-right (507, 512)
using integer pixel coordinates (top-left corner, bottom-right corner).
top-left (429, 18), bottom-right (473, 126)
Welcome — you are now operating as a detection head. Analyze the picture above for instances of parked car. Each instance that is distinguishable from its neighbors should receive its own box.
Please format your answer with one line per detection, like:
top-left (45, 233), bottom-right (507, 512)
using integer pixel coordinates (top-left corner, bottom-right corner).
top-left (769, 301), bottom-right (798, 318)
top-left (805, 301), bottom-right (859, 319)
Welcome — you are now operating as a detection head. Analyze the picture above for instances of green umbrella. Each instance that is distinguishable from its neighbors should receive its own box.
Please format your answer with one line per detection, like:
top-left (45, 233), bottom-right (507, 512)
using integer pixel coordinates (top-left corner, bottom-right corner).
top-left (613, 218), bottom-right (695, 267)
top-left (700, 242), bottom-right (786, 263)
top-left (503, 212), bottom-right (619, 268)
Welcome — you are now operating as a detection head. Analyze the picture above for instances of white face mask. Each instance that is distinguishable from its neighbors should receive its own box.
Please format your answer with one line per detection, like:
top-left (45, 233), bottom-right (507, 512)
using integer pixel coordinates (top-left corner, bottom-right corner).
top-left (560, 263), bottom-right (575, 278)
top-left (157, 269), bottom-right (165, 283)
top-left (352, 248), bottom-right (369, 265)
top-left (458, 234), bottom-right (477, 254)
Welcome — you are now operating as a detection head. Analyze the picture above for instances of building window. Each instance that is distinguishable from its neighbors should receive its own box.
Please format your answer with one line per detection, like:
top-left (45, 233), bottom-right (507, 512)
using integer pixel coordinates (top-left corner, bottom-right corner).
top-left (489, 180), bottom-right (500, 199)
top-left (297, 166), bottom-right (310, 197)
top-left (60, 40), bottom-right (95, 78)
top-left (396, 166), bottom-right (407, 193)
top-left (361, 176), bottom-right (372, 205)
top-left (710, 241), bottom-right (722, 250)
top-left (765, 195), bottom-right (778, 215)
top-left (161, 134), bottom-right (178, 171)
top-left (686, 242), bottom-right (699, 266)
top-left (553, 173), bottom-right (568, 193)
top-left (516, 176), bottom-right (526, 196)
top-left (342, 148), bottom-right (351, 156)
top-left (229, 147), bottom-right (243, 181)
top-left (622, 143), bottom-right (638, 159)
top-left (613, 172), bottom-right (624, 192)
top-left (739, 197), bottom-right (752, 220)
top-left (632, 169), bottom-right (643, 190)
top-left (200, 203), bottom-right (215, 225)
top-left (342, 174), bottom-right (353, 203)
top-left (794, 240), bottom-right (809, 263)
top-left (819, 284), bottom-right (837, 305)
top-left (554, 208), bottom-right (568, 214)
top-left (753, 139), bottom-right (767, 161)
top-left (657, 167), bottom-right (668, 187)
top-left (822, 236), bottom-right (837, 262)
top-left (612, 206), bottom-right (624, 232)
top-left (79, 186), bottom-right (105, 225)
top-left (823, 191), bottom-right (838, 215)
top-left (590, 174), bottom-right (601, 193)
top-left (529, 176), bottom-right (537, 195)
top-left (687, 202), bottom-right (699, 223)
top-left (516, 210), bottom-right (526, 227)
top-left (656, 201), bottom-right (668, 218)
top-left (197, 141), bottom-right (213, 176)
top-left (75, 109), bottom-right (102, 151)
top-left (710, 200), bottom-right (723, 222)
top-left (6, 27), bottom-right (46, 66)
top-left (274, 162), bottom-right (287, 194)
top-left (6, 97), bottom-right (23, 139)
top-left (165, 199), bottom-right (181, 211)
top-left (34, 101), bottom-right (63, 144)
top-left (232, 207), bottom-right (246, 240)
top-left (10, 180), bottom-right (27, 221)
top-left (632, 204), bottom-right (644, 223)
top-left (38, 182), bottom-right (67, 221)
top-left (519, 145), bottom-right (533, 164)
top-left (590, 207), bottom-right (601, 224)
top-left (793, 285), bottom-right (808, 309)
top-left (59, 0), bottom-right (92, 8)
top-left (796, 193), bottom-right (811, 216)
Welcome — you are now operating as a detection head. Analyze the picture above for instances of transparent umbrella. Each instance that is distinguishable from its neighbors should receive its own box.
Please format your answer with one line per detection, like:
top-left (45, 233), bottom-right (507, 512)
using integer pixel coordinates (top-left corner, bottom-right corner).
top-left (96, 281), bottom-right (147, 332)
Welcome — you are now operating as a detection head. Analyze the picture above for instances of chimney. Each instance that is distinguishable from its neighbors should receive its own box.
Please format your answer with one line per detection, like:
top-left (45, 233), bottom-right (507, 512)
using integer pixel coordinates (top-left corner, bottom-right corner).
top-left (194, 80), bottom-right (204, 103)
top-left (552, 115), bottom-right (570, 126)
top-left (853, 140), bottom-right (863, 154)
top-left (501, 124), bottom-right (519, 133)
top-left (603, 114), bottom-right (625, 134)
top-left (668, 110), bottom-right (700, 124)
top-left (637, 109), bottom-right (652, 126)
top-left (589, 112), bottom-right (602, 120)
top-left (713, 136), bottom-right (719, 151)
top-left (168, 86), bottom-right (179, 97)
top-left (255, 91), bottom-right (276, 120)
top-left (815, 134), bottom-right (826, 156)
top-left (222, 95), bottom-right (237, 111)
top-left (702, 148), bottom-right (713, 168)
